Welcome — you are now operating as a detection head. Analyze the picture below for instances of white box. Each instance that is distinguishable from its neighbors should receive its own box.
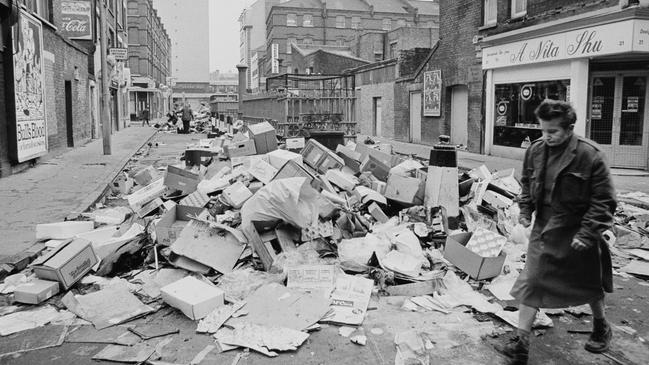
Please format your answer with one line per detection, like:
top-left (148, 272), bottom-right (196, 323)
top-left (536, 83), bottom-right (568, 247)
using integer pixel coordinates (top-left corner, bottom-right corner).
top-left (325, 169), bottom-right (358, 192)
top-left (266, 149), bottom-right (303, 169)
top-left (160, 276), bottom-right (225, 320)
top-left (222, 181), bottom-right (253, 209)
top-left (36, 221), bottom-right (95, 240)
top-left (482, 190), bottom-right (513, 209)
top-left (285, 137), bottom-right (306, 150)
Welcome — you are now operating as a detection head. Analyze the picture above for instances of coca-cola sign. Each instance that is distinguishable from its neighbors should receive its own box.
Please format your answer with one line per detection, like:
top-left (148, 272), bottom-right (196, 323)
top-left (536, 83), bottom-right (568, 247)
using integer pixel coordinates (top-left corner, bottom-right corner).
top-left (61, 0), bottom-right (92, 40)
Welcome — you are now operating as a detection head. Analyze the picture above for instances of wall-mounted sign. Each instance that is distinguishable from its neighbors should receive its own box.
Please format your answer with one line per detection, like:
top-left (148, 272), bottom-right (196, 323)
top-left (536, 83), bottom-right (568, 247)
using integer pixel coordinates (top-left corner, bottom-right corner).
top-left (61, 0), bottom-right (92, 40)
top-left (109, 47), bottom-right (128, 60)
top-left (12, 10), bottom-right (48, 162)
top-left (271, 43), bottom-right (279, 74)
top-left (423, 70), bottom-right (442, 117)
top-left (482, 19), bottom-right (649, 69)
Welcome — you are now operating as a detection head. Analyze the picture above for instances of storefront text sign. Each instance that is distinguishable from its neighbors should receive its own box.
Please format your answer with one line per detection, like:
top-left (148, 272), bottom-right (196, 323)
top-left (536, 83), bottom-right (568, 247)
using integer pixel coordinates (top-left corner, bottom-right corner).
top-left (12, 10), bottom-right (48, 162)
top-left (483, 19), bottom-right (649, 69)
top-left (61, 0), bottom-right (92, 40)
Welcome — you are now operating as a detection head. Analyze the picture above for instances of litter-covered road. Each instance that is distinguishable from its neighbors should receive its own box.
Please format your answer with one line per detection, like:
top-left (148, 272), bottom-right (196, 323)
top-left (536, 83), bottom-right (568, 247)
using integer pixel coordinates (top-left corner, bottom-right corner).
top-left (1, 125), bottom-right (649, 365)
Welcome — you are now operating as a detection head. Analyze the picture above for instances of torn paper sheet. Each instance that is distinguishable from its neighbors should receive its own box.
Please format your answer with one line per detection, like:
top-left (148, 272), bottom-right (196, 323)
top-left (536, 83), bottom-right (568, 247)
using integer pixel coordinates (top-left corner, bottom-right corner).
top-left (321, 273), bottom-right (374, 326)
top-left (218, 323), bottom-right (309, 357)
top-left (196, 301), bottom-right (246, 334)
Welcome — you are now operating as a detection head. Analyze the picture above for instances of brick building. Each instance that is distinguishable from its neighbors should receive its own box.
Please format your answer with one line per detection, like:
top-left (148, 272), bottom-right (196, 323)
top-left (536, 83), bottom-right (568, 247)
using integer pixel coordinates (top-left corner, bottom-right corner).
top-left (239, 0), bottom-right (282, 90)
top-left (127, 0), bottom-right (172, 120)
top-left (263, 0), bottom-right (439, 77)
top-left (290, 44), bottom-right (370, 74)
top-left (480, 0), bottom-right (649, 170)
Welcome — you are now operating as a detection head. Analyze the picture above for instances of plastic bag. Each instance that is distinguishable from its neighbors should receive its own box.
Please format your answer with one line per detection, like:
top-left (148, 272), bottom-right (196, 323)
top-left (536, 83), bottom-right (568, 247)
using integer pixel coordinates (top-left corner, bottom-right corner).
top-left (240, 177), bottom-right (319, 230)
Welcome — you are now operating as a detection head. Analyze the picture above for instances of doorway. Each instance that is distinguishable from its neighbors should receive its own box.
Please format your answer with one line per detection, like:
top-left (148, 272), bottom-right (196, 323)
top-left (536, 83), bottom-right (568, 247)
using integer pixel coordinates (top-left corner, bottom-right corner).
top-left (450, 85), bottom-right (468, 147)
top-left (589, 73), bottom-right (649, 169)
top-left (373, 97), bottom-right (382, 137)
top-left (64, 81), bottom-right (74, 147)
top-left (409, 92), bottom-right (422, 143)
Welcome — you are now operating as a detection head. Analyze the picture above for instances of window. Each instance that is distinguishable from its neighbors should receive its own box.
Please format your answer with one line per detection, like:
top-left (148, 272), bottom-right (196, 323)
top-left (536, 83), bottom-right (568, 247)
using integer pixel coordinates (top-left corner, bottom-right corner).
top-left (351, 16), bottom-right (361, 29)
top-left (303, 14), bottom-right (313, 27)
top-left (511, 0), bottom-right (527, 18)
top-left (287, 37), bottom-right (296, 53)
top-left (287, 13), bottom-right (297, 27)
top-left (397, 19), bottom-right (406, 29)
top-left (389, 42), bottom-right (398, 59)
top-left (483, 0), bottom-right (497, 26)
top-left (20, 0), bottom-right (51, 22)
top-left (493, 79), bottom-right (570, 148)
top-left (303, 37), bottom-right (313, 46)
top-left (336, 38), bottom-right (345, 47)
top-left (336, 16), bottom-right (345, 28)
top-left (382, 18), bottom-right (391, 31)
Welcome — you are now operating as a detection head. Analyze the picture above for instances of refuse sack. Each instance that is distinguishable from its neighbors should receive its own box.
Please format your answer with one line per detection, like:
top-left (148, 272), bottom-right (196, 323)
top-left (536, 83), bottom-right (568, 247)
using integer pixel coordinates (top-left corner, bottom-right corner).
top-left (241, 177), bottom-right (319, 231)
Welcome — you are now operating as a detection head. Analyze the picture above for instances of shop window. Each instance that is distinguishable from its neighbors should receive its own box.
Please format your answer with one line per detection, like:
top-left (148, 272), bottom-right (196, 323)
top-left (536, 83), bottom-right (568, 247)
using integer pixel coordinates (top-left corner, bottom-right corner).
top-left (511, 0), bottom-right (527, 19)
top-left (287, 13), bottom-right (297, 27)
top-left (493, 79), bottom-right (570, 148)
top-left (336, 16), bottom-right (345, 29)
top-left (483, 0), bottom-right (496, 27)
top-left (351, 16), bottom-right (361, 29)
top-left (303, 14), bottom-right (313, 27)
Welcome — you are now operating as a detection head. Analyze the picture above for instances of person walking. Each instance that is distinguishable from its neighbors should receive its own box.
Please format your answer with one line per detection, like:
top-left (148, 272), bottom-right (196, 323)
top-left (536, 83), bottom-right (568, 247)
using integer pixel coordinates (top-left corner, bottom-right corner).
top-left (141, 107), bottom-right (150, 126)
top-left (180, 103), bottom-right (193, 134)
top-left (501, 99), bottom-right (617, 364)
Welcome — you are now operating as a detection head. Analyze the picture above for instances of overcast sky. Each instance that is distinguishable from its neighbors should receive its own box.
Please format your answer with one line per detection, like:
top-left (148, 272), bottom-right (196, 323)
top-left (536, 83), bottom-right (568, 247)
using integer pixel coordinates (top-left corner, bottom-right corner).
top-left (209, 0), bottom-right (254, 74)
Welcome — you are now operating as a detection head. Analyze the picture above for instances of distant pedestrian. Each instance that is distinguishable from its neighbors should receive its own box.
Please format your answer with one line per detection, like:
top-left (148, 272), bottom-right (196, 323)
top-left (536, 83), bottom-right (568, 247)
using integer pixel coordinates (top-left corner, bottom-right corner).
top-left (180, 103), bottom-right (193, 134)
top-left (499, 100), bottom-right (616, 364)
top-left (141, 107), bottom-right (150, 126)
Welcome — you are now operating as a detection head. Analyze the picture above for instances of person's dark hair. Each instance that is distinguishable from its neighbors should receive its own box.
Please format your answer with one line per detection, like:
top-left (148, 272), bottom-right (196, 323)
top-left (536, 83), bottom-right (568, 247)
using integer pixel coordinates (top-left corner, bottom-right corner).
top-left (534, 99), bottom-right (576, 129)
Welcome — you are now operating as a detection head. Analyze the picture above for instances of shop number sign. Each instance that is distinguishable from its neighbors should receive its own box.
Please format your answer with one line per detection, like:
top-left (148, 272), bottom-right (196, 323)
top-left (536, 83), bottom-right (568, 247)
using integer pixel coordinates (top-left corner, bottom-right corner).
top-left (483, 19), bottom-right (649, 69)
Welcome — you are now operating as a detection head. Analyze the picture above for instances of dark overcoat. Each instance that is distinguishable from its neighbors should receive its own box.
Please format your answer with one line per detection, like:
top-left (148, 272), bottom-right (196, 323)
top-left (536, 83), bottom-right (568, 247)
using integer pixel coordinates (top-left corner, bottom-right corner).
top-left (511, 133), bottom-right (617, 308)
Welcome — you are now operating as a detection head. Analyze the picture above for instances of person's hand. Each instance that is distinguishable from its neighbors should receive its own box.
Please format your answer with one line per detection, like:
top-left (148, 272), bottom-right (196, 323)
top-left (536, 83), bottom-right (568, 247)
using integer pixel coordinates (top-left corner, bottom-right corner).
top-left (519, 216), bottom-right (531, 228)
top-left (571, 238), bottom-right (590, 251)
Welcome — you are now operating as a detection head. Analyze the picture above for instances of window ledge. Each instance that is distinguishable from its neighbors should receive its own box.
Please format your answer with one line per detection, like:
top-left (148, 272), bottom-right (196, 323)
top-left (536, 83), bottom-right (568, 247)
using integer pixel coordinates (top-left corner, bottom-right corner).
top-left (478, 23), bottom-right (497, 31)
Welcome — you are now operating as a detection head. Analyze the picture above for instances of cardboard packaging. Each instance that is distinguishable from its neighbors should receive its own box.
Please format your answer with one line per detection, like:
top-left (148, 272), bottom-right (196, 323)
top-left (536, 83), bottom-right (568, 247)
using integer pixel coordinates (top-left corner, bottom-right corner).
top-left (132, 166), bottom-right (161, 187)
top-left (368, 202), bottom-right (389, 223)
top-left (222, 181), bottom-right (253, 209)
top-left (247, 121), bottom-right (277, 154)
top-left (112, 173), bottom-right (134, 194)
top-left (336, 145), bottom-right (362, 173)
top-left (185, 148), bottom-right (218, 167)
top-left (13, 279), bottom-right (60, 304)
top-left (355, 143), bottom-right (402, 168)
top-left (224, 139), bottom-right (257, 159)
top-left (36, 221), bottom-right (95, 240)
top-left (248, 158), bottom-right (278, 185)
top-left (359, 155), bottom-right (391, 181)
top-left (302, 139), bottom-right (344, 174)
top-left (325, 169), bottom-right (358, 192)
top-left (126, 178), bottom-right (166, 211)
top-left (443, 232), bottom-right (506, 280)
top-left (384, 174), bottom-right (424, 205)
top-left (267, 149), bottom-right (303, 169)
top-left (155, 204), bottom-right (207, 246)
top-left (285, 137), bottom-right (306, 151)
top-left (136, 197), bottom-right (164, 218)
top-left (32, 238), bottom-right (98, 289)
top-left (273, 160), bottom-right (316, 185)
top-left (164, 166), bottom-right (199, 194)
top-left (160, 276), bottom-right (225, 320)
top-left (482, 190), bottom-right (514, 209)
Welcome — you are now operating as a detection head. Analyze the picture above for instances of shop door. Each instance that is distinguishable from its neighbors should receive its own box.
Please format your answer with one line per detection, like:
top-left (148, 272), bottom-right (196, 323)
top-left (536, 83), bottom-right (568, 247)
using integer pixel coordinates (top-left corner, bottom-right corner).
top-left (450, 86), bottom-right (468, 147)
top-left (409, 92), bottom-right (422, 143)
top-left (589, 73), bottom-right (649, 169)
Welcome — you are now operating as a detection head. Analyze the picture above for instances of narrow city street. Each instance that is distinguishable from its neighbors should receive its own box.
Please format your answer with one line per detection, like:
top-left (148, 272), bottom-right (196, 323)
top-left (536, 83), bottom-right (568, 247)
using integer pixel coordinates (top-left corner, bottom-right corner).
top-left (3, 1), bottom-right (649, 365)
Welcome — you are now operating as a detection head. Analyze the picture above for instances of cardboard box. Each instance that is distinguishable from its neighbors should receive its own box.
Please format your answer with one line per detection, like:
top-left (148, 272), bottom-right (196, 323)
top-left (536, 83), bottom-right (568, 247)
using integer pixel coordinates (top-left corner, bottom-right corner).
top-left (164, 166), bottom-right (199, 194)
top-left (127, 178), bottom-right (166, 211)
top-left (222, 181), bottom-right (253, 209)
top-left (32, 238), bottom-right (98, 289)
top-left (247, 121), bottom-right (277, 154)
top-left (112, 173), bottom-right (134, 194)
top-left (482, 190), bottom-right (513, 209)
top-left (267, 149), bottom-right (303, 169)
top-left (355, 143), bottom-right (402, 168)
top-left (160, 276), bottom-right (225, 320)
top-left (359, 154), bottom-right (391, 181)
top-left (136, 197), bottom-right (164, 218)
top-left (285, 137), bottom-right (306, 151)
top-left (336, 145), bottom-right (362, 173)
top-left (36, 221), bottom-right (95, 240)
top-left (368, 202), bottom-right (389, 223)
top-left (224, 139), bottom-right (257, 159)
top-left (155, 204), bottom-right (207, 246)
top-left (132, 166), bottom-right (161, 187)
top-left (185, 148), bottom-right (219, 167)
top-left (273, 159), bottom-right (316, 185)
top-left (301, 139), bottom-right (344, 174)
top-left (443, 232), bottom-right (506, 280)
top-left (248, 158), bottom-right (278, 185)
top-left (325, 169), bottom-right (358, 192)
top-left (14, 279), bottom-right (60, 304)
top-left (384, 174), bottom-right (424, 205)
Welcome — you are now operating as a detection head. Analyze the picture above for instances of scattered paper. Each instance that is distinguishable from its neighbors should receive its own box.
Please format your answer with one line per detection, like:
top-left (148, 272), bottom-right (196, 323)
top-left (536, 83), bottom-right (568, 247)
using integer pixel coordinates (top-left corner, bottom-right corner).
top-left (0, 306), bottom-right (60, 336)
top-left (321, 273), bottom-right (374, 326)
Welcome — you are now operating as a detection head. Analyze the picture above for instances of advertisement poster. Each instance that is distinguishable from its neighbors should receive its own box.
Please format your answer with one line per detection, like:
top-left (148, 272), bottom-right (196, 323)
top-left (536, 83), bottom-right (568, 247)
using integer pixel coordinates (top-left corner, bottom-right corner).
top-left (423, 70), bottom-right (441, 117)
top-left (61, 0), bottom-right (92, 40)
top-left (13, 10), bottom-right (48, 162)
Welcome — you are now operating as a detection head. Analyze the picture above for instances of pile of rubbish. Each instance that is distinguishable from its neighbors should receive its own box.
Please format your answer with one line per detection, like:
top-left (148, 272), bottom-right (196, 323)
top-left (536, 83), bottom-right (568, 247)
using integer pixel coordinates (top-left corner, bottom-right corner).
top-left (1, 121), bottom-right (648, 363)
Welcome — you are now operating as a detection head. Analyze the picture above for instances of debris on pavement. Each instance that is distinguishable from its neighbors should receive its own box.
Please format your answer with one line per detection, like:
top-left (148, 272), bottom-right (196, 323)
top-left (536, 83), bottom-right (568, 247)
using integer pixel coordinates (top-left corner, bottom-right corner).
top-left (2, 123), bottom-right (649, 363)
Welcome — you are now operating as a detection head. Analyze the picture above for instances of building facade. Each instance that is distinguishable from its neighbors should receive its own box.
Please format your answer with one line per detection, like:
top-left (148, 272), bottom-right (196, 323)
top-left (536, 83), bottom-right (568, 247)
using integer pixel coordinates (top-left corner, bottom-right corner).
top-left (264, 0), bottom-right (439, 77)
top-left (1, 0), bottom-right (126, 177)
top-left (239, 0), bottom-right (282, 90)
top-left (153, 0), bottom-right (209, 84)
top-left (478, 0), bottom-right (649, 170)
top-left (127, 0), bottom-right (172, 121)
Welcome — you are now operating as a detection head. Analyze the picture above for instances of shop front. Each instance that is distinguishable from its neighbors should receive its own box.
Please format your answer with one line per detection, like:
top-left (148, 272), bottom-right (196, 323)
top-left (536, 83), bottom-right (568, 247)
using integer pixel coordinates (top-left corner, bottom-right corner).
top-left (482, 14), bottom-right (649, 169)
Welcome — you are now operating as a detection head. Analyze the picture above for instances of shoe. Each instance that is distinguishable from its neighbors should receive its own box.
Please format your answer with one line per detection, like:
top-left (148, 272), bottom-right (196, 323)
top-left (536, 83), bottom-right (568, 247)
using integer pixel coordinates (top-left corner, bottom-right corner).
top-left (585, 321), bottom-right (612, 353)
top-left (495, 336), bottom-right (529, 365)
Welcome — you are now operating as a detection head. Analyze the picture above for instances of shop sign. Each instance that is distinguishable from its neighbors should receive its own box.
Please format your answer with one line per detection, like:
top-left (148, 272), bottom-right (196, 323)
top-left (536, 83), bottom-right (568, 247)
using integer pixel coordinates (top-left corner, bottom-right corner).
top-left (423, 70), bottom-right (442, 117)
top-left (12, 10), bottom-right (48, 162)
top-left (482, 19), bottom-right (649, 69)
top-left (271, 43), bottom-right (279, 74)
top-left (109, 47), bottom-right (128, 60)
top-left (61, 0), bottom-right (92, 40)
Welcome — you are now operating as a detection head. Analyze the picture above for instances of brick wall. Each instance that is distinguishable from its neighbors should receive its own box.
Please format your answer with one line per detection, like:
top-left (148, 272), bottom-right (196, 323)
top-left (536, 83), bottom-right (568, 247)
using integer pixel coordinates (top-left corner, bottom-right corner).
top-left (357, 82), bottom-right (395, 138)
top-left (0, 50), bottom-right (9, 177)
